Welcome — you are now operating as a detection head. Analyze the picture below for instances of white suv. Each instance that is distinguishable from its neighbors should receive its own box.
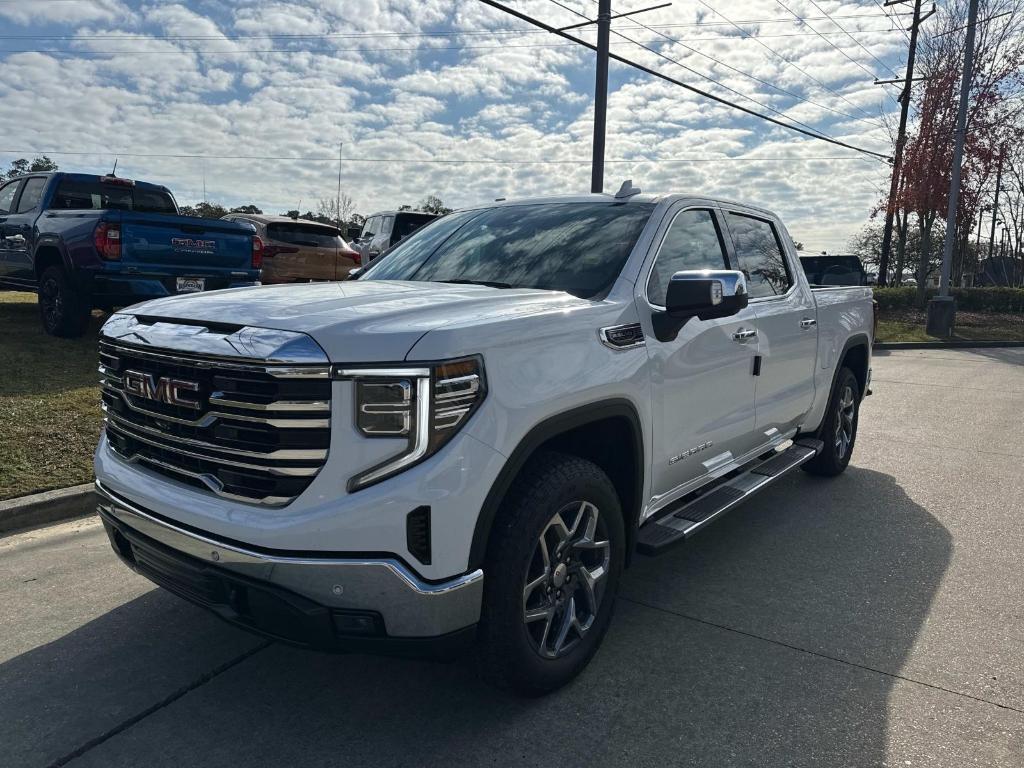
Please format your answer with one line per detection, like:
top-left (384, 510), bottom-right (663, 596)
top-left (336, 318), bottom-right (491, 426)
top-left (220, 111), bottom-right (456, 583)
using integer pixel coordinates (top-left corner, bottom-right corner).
top-left (94, 189), bottom-right (873, 694)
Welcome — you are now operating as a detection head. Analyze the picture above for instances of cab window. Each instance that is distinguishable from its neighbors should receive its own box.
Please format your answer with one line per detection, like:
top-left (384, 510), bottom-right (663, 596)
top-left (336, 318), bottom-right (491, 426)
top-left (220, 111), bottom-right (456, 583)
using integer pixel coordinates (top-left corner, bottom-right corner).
top-left (726, 213), bottom-right (792, 298)
top-left (0, 180), bottom-right (22, 214)
top-left (646, 209), bottom-right (728, 306)
top-left (16, 177), bottom-right (47, 213)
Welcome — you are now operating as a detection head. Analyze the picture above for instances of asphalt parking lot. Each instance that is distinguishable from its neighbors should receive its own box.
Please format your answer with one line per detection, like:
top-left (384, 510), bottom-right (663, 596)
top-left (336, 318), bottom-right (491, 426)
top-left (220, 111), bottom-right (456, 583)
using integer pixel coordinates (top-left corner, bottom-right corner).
top-left (2, 348), bottom-right (1022, 768)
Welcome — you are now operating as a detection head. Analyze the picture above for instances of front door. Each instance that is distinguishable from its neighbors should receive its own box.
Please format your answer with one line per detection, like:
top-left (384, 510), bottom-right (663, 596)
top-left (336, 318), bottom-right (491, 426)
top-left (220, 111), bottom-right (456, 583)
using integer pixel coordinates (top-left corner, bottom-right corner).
top-left (0, 179), bottom-right (24, 281)
top-left (640, 206), bottom-right (761, 512)
top-left (722, 210), bottom-right (817, 434)
top-left (3, 177), bottom-right (46, 284)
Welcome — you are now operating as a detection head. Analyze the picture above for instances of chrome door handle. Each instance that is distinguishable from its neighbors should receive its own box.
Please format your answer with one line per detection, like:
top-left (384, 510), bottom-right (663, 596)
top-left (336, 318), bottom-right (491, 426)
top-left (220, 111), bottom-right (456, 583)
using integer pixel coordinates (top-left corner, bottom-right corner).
top-left (732, 328), bottom-right (758, 342)
top-left (7, 234), bottom-right (25, 245)
top-left (799, 317), bottom-right (817, 329)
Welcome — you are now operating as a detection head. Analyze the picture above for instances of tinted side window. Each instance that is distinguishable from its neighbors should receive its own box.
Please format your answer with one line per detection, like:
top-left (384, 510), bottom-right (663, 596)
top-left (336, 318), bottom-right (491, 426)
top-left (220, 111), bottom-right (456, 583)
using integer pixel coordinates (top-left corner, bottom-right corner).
top-left (0, 180), bottom-right (22, 214)
top-left (727, 213), bottom-right (792, 298)
top-left (16, 177), bottom-right (46, 213)
top-left (647, 209), bottom-right (728, 306)
top-left (380, 216), bottom-right (394, 238)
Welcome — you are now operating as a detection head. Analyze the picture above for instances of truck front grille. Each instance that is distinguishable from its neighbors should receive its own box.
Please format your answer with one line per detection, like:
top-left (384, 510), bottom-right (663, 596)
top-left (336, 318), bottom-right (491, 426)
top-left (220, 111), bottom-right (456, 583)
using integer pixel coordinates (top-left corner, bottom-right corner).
top-left (99, 339), bottom-right (331, 506)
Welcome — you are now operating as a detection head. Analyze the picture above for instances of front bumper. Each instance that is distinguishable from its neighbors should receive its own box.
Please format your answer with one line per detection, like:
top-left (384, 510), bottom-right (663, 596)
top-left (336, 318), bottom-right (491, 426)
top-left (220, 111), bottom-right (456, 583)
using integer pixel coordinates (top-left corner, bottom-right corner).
top-left (96, 482), bottom-right (483, 655)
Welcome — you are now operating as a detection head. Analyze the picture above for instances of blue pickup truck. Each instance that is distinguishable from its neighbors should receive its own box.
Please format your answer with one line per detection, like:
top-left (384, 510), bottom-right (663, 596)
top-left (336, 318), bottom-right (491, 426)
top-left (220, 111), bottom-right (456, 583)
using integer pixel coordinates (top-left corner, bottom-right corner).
top-left (0, 172), bottom-right (261, 336)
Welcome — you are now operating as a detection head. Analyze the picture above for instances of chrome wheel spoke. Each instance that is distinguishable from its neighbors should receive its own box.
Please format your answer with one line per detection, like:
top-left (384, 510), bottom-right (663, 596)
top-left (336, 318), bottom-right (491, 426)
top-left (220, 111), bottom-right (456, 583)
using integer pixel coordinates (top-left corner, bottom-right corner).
top-left (523, 573), bottom-right (548, 606)
top-left (552, 596), bottom-right (576, 656)
top-left (525, 604), bottom-right (554, 625)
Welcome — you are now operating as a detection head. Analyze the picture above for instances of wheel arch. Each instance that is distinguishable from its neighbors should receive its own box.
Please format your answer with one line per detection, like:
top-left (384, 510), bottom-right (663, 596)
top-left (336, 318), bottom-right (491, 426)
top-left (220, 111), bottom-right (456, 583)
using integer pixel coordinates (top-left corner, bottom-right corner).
top-left (801, 332), bottom-right (871, 438)
top-left (33, 239), bottom-right (69, 279)
top-left (838, 333), bottom-right (870, 398)
top-left (469, 399), bottom-right (645, 571)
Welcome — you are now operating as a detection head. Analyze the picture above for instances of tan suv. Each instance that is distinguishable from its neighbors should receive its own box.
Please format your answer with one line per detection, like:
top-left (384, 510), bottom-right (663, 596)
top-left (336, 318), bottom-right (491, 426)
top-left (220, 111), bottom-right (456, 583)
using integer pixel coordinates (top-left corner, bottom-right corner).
top-left (221, 214), bottom-right (360, 283)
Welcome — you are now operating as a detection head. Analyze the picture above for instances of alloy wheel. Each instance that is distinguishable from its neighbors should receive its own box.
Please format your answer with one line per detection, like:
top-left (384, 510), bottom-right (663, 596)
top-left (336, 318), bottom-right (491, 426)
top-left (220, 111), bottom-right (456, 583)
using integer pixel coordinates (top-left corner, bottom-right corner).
top-left (39, 277), bottom-right (62, 331)
top-left (522, 500), bottom-right (611, 659)
top-left (834, 384), bottom-right (856, 459)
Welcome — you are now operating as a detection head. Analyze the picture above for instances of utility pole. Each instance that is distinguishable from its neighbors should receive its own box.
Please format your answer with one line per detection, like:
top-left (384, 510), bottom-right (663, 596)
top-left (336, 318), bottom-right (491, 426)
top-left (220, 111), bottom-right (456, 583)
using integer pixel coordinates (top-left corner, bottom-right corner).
top-left (877, 0), bottom-right (932, 287)
top-left (591, 0), bottom-right (611, 193)
top-left (336, 142), bottom-right (344, 231)
top-left (927, 0), bottom-right (980, 337)
top-left (987, 147), bottom-right (1004, 261)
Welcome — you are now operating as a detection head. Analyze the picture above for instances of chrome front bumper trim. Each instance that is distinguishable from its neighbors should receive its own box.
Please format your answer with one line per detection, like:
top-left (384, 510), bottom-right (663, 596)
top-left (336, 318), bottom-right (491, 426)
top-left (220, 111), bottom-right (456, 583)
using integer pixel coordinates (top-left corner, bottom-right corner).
top-left (95, 481), bottom-right (484, 638)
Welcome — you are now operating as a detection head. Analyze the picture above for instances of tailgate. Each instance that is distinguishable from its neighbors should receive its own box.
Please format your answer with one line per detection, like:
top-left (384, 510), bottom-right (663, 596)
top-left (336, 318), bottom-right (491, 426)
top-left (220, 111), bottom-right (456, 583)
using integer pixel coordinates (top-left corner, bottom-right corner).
top-left (119, 213), bottom-right (253, 272)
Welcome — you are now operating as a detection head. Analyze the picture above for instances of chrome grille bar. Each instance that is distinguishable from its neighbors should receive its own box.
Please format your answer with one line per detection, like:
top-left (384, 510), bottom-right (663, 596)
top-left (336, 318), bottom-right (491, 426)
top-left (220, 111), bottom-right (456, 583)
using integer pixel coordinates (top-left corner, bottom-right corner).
top-left (99, 327), bottom-right (331, 506)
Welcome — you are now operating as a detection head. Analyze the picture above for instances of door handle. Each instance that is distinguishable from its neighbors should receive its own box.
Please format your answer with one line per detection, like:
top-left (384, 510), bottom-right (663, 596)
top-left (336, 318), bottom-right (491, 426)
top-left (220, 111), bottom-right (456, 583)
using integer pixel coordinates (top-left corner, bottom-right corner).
top-left (7, 234), bottom-right (26, 245)
top-left (799, 317), bottom-right (817, 329)
top-left (732, 328), bottom-right (757, 342)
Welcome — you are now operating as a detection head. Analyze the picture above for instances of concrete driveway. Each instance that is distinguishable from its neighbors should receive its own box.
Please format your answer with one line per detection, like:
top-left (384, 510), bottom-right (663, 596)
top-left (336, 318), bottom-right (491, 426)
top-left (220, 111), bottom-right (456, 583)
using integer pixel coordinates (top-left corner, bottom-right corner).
top-left (2, 348), bottom-right (1022, 767)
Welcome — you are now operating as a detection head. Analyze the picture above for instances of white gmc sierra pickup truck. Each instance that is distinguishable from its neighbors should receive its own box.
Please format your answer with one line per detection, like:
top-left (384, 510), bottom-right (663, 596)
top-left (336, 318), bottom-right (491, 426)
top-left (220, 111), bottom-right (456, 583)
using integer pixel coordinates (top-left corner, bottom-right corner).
top-left (94, 188), bottom-right (873, 694)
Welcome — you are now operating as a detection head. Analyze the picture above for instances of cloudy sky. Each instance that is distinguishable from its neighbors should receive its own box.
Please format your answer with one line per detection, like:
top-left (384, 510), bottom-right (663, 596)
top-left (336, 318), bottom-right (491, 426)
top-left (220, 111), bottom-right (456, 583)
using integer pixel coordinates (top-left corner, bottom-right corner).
top-left (0, 0), bottom-right (912, 251)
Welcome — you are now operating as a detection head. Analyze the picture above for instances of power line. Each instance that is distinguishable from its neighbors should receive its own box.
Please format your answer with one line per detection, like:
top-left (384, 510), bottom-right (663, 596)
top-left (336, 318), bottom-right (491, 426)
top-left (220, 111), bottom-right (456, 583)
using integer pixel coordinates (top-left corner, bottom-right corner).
top-left (0, 148), bottom-right (885, 164)
top-left (592, 0), bottom-right (886, 128)
top-left (872, 0), bottom-right (913, 43)
top-left (477, 0), bottom-right (890, 161)
top-left (551, 0), bottom-right (882, 136)
top-left (0, 33), bottom-right (906, 56)
top-left (0, 15), bottom-right (915, 40)
top-left (773, 0), bottom-right (883, 82)
top-left (693, 0), bottom-right (885, 124)
top-left (802, 0), bottom-right (901, 77)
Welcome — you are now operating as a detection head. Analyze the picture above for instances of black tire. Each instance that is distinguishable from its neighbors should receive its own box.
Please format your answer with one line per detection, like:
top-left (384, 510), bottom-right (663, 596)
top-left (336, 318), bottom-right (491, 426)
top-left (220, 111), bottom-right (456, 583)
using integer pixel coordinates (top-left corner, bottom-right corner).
top-left (477, 451), bottom-right (625, 696)
top-left (38, 265), bottom-right (90, 338)
top-left (802, 367), bottom-right (860, 477)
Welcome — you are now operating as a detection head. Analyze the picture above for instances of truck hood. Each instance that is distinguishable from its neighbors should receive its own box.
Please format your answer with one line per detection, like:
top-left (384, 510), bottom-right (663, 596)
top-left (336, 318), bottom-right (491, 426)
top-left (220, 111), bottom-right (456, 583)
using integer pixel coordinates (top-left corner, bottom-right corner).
top-left (118, 280), bottom-right (592, 362)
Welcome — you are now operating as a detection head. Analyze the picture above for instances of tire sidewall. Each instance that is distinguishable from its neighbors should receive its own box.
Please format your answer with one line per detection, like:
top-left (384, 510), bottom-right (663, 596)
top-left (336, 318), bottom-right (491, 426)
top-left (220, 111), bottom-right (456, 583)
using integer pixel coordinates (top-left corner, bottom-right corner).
top-left (480, 455), bottom-right (625, 694)
top-left (823, 368), bottom-right (860, 470)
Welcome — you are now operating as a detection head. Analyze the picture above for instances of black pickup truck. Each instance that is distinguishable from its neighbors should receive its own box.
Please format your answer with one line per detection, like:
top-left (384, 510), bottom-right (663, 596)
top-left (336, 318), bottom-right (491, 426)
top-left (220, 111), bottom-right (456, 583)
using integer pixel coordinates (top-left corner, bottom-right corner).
top-left (0, 173), bottom-right (261, 336)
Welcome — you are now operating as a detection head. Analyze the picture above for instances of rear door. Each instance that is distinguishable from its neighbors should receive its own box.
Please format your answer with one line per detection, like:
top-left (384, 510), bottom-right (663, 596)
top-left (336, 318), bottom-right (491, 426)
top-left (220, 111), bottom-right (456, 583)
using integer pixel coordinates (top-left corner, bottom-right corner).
top-left (641, 205), bottom-right (761, 510)
top-left (722, 208), bottom-right (817, 434)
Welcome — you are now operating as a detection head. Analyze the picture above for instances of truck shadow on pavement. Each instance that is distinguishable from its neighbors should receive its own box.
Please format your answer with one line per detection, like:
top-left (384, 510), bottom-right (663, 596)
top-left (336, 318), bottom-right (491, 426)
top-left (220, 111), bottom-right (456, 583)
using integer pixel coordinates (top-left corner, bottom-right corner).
top-left (1, 467), bottom-right (951, 768)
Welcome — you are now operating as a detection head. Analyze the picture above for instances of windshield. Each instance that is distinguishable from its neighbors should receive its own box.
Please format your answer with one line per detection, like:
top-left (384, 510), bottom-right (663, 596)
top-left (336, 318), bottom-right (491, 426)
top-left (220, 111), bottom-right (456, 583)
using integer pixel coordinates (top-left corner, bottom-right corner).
top-left (362, 202), bottom-right (654, 298)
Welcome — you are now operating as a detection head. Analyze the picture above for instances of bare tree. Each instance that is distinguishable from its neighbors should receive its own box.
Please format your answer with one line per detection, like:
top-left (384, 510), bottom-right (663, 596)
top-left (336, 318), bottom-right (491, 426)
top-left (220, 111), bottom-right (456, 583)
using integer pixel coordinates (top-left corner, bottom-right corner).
top-left (896, 0), bottom-right (1024, 301)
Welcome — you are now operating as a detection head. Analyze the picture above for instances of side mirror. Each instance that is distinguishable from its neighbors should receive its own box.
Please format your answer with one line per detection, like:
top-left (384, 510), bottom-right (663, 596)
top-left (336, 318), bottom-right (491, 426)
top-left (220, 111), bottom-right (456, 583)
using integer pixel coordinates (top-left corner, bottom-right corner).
top-left (654, 270), bottom-right (748, 341)
top-left (347, 267), bottom-right (365, 281)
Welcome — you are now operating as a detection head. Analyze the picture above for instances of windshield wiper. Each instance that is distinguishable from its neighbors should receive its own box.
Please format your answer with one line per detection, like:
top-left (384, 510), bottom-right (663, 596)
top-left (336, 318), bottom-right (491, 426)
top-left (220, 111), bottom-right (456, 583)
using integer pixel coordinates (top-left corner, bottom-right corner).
top-left (435, 279), bottom-right (513, 289)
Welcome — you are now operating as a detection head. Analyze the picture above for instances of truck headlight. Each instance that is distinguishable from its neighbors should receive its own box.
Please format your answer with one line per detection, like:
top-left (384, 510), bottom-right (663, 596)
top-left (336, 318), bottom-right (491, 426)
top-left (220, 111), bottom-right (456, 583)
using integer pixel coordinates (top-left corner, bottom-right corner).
top-left (337, 356), bottom-right (486, 491)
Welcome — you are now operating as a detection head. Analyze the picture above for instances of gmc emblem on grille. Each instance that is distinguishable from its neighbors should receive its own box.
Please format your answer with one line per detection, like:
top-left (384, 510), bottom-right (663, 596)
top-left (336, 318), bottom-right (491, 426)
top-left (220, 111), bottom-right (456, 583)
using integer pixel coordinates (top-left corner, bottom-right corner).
top-left (123, 369), bottom-right (201, 410)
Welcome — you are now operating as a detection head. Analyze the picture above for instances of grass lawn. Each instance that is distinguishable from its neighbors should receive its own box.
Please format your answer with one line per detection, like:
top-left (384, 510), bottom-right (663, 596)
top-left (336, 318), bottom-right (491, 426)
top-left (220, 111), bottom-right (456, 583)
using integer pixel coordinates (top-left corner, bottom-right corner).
top-left (875, 308), bottom-right (1024, 343)
top-left (0, 291), bottom-right (105, 500)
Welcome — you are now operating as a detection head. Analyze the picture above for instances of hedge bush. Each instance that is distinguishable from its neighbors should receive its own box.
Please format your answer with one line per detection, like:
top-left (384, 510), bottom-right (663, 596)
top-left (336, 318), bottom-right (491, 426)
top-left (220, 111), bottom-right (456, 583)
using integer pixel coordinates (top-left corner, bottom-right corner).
top-left (872, 287), bottom-right (1024, 313)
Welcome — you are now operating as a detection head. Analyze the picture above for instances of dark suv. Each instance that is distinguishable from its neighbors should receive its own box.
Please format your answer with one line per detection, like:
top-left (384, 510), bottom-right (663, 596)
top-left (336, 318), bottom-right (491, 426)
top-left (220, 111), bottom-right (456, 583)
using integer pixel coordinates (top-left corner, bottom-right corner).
top-left (353, 210), bottom-right (438, 266)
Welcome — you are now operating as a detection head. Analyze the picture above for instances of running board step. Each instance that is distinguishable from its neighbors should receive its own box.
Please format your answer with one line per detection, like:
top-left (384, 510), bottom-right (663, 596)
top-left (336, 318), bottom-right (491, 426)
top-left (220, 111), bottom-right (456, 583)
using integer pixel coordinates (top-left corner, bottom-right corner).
top-left (636, 439), bottom-right (823, 556)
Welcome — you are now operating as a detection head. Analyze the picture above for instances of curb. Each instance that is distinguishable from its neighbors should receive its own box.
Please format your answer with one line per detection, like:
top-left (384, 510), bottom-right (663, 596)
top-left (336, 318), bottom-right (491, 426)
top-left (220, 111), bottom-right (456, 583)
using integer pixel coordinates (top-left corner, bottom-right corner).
top-left (875, 340), bottom-right (1024, 350)
top-left (0, 484), bottom-right (97, 536)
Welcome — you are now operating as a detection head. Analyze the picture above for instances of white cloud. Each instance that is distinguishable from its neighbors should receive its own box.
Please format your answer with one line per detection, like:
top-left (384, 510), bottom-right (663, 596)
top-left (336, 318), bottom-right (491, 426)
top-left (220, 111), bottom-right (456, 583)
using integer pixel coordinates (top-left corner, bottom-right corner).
top-left (0, 0), bottom-right (906, 251)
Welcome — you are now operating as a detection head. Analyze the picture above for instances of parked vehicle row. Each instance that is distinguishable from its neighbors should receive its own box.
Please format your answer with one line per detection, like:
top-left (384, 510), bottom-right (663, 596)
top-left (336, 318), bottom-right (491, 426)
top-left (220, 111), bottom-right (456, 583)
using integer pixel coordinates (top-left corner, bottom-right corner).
top-left (0, 172), bottom-right (260, 336)
top-left (221, 213), bottom-right (361, 284)
top-left (0, 169), bottom-right (439, 336)
top-left (93, 185), bottom-right (874, 694)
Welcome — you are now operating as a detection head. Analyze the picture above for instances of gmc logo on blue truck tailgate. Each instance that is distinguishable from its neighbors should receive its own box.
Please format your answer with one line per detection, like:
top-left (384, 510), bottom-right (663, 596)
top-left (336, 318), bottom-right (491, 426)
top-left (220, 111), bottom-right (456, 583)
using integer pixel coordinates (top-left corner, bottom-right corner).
top-left (171, 238), bottom-right (217, 254)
